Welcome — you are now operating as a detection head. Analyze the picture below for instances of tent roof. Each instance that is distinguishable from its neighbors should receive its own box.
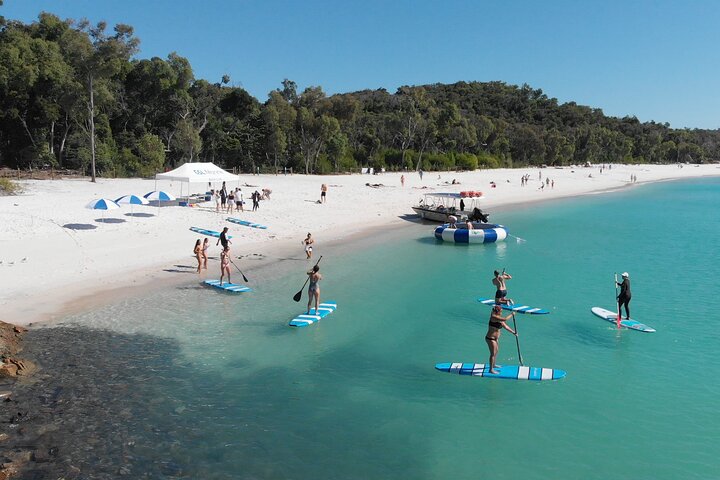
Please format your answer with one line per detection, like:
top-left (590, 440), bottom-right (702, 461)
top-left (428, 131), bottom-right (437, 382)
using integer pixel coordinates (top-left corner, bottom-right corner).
top-left (155, 162), bottom-right (238, 183)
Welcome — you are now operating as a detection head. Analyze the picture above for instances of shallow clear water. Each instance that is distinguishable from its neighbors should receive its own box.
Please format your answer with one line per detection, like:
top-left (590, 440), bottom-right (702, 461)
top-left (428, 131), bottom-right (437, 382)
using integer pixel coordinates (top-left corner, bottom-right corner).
top-left (9, 177), bottom-right (720, 479)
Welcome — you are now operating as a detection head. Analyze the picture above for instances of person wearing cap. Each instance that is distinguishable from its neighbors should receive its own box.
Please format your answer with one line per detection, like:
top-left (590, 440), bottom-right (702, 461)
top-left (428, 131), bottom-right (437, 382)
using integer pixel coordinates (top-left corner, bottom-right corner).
top-left (492, 270), bottom-right (513, 305)
top-left (485, 304), bottom-right (518, 374)
top-left (616, 272), bottom-right (632, 319)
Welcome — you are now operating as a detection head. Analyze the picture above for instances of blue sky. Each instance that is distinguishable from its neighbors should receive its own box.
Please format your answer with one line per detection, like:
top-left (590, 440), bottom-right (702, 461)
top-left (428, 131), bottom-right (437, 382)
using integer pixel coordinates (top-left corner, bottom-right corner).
top-left (3, 0), bottom-right (720, 129)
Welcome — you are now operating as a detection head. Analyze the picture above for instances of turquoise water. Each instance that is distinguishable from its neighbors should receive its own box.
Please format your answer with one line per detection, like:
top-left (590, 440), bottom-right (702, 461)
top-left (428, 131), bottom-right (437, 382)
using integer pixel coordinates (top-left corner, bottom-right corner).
top-left (15, 178), bottom-right (720, 478)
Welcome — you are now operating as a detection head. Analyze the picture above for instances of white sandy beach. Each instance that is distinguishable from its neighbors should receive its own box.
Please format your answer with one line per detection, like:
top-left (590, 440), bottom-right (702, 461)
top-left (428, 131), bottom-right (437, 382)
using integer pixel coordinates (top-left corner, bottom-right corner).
top-left (0, 163), bottom-right (717, 326)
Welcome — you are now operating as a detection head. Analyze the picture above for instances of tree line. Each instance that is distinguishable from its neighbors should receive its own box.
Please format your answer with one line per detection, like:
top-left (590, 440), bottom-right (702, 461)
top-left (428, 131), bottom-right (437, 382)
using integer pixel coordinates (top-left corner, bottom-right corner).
top-left (1, 13), bottom-right (718, 180)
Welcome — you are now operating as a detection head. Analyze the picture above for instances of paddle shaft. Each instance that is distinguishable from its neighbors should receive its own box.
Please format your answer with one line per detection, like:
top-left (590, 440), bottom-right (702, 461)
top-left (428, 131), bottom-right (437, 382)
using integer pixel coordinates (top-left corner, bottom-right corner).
top-left (293, 256), bottom-right (323, 302)
top-left (614, 273), bottom-right (621, 328)
top-left (511, 312), bottom-right (524, 366)
top-left (230, 259), bottom-right (249, 283)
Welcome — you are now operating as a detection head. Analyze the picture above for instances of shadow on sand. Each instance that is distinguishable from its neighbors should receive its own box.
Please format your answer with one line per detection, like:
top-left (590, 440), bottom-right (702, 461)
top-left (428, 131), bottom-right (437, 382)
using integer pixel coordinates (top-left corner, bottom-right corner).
top-left (62, 223), bottom-right (97, 230)
top-left (94, 217), bottom-right (126, 224)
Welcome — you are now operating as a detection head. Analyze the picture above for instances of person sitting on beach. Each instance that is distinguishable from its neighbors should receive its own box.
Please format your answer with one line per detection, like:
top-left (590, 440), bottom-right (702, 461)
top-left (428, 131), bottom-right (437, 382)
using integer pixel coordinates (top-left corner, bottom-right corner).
top-left (262, 188), bottom-right (272, 200)
top-left (485, 304), bottom-right (517, 374)
top-left (202, 238), bottom-right (209, 270)
top-left (306, 264), bottom-right (322, 315)
top-left (193, 239), bottom-right (202, 273)
top-left (492, 270), bottom-right (513, 305)
top-left (220, 246), bottom-right (232, 285)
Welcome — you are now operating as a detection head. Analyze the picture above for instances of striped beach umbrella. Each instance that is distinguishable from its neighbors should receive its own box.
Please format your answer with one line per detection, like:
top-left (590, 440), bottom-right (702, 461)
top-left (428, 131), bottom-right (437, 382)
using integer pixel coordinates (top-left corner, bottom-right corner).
top-left (144, 190), bottom-right (176, 202)
top-left (86, 198), bottom-right (119, 223)
top-left (144, 190), bottom-right (176, 215)
top-left (115, 194), bottom-right (149, 219)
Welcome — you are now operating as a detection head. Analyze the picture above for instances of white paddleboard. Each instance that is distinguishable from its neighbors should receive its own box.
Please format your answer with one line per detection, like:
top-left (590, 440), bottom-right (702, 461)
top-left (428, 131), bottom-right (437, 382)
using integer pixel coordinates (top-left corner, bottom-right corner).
top-left (591, 307), bottom-right (655, 333)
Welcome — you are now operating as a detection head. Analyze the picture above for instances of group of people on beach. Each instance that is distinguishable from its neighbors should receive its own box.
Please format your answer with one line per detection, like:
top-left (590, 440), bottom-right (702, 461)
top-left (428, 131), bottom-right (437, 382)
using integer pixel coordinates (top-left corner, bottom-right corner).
top-left (211, 181), bottom-right (267, 214)
top-left (192, 227), bottom-right (234, 283)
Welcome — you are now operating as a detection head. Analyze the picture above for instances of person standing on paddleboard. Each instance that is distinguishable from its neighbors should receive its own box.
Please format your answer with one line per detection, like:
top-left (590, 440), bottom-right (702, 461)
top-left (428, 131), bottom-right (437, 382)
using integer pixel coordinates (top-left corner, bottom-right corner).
top-left (220, 246), bottom-right (232, 285)
top-left (617, 272), bottom-right (632, 319)
top-left (306, 265), bottom-right (322, 314)
top-left (492, 270), bottom-right (513, 305)
top-left (485, 304), bottom-right (517, 374)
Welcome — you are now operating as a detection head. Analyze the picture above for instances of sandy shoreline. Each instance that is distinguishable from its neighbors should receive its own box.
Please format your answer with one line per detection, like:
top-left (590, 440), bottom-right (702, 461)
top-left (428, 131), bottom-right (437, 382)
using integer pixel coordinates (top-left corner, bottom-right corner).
top-left (1, 163), bottom-right (718, 326)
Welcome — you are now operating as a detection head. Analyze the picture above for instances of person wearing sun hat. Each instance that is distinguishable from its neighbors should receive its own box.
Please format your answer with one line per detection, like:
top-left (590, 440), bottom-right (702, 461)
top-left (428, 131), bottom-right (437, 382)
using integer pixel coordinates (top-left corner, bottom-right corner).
top-left (616, 272), bottom-right (632, 319)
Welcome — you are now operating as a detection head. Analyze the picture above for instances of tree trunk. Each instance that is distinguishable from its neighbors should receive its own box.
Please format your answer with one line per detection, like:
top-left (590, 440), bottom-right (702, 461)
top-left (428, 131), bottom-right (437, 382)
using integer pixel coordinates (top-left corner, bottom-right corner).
top-left (49, 121), bottom-right (55, 155)
top-left (89, 75), bottom-right (97, 182)
top-left (59, 115), bottom-right (71, 168)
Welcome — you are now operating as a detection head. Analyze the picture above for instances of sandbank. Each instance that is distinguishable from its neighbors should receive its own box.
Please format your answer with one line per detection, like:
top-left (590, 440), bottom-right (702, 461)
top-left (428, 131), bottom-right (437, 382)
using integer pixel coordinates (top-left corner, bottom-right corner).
top-left (1, 163), bottom-right (717, 326)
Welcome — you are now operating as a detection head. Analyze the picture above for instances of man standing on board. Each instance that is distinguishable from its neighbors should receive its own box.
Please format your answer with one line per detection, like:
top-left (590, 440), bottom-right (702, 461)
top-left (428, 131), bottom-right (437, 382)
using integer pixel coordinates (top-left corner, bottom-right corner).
top-left (492, 270), bottom-right (513, 305)
top-left (617, 272), bottom-right (632, 319)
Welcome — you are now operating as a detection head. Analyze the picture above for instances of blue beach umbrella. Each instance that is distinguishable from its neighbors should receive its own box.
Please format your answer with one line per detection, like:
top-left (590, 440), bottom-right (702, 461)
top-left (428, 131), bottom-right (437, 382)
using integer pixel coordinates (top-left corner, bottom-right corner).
top-left (144, 190), bottom-right (176, 215)
top-left (115, 194), bottom-right (149, 219)
top-left (86, 198), bottom-right (120, 223)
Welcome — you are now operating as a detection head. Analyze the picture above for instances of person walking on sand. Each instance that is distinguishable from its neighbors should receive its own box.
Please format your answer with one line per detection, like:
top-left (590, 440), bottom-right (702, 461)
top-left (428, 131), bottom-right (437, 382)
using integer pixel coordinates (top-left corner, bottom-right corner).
top-left (306, 264), bottom-right (322, 314)
top-left (235, 188), bottom-right (243, 212)
top-left (485, 304), bottom-right (517, 374)
top-left (220, 246), bottom-right (232, 285)
top-left (401, 174), bottom-right (405, 187)
top-left (220, 182), bottom-right (227, 210)
top-left (213, 189), bottom-right (220, 213)
top-left (202, 238), bottom-right (209, 270)
top-left (617, 272), bottom-right (632, 319)
top-left (492, 270), bottom-right (513, 305)
top-left (303, 233), bottom-right (314, 259)
top-left (217, 227), bottom-right (231, 249)
top-left (193, 239), bottom-right (202, 273)
top-left (320, 184), bottom-right (328, 203)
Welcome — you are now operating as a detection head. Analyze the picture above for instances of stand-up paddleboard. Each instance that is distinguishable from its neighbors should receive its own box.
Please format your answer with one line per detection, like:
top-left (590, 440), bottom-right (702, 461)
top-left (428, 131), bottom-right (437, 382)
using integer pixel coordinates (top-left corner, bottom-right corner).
top-left (289, 301), bottom-right (337, 327)
top-left (477, 298), bottom-right (549, 315)
top-left (435, 362), bottom-right (566, 381)
top-left (190, 227), bottom-right (232, 238)
top-left (591, 307), bottom-right (655, 333)
top-left (204, 279), bottom-right (251, 293)
top-left (227, 217), bottom-right (267, 229)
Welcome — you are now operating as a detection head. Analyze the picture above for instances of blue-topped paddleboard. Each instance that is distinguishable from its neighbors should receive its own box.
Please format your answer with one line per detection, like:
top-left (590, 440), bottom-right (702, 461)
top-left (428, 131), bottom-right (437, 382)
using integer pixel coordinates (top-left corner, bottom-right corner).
top-left (435, 362), bottom-right (566, 381)
top-left (190, 227), bottom-right (233, 238)
top-left (289, 301), bottom-right (338, 327)
top-left (204, 279), bottom-right (251, 293)
top-left (591, 307), bottom-right (655, 333)
top-left (227, 217), bottom-right (267, 229)
top-left (477, 298), bottom-right (549, 315)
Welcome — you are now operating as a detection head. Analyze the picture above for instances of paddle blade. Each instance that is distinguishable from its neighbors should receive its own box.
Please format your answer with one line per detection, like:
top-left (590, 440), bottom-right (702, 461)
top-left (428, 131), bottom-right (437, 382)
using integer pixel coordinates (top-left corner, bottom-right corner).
top-left (293, 290), bottom-right (302, 302)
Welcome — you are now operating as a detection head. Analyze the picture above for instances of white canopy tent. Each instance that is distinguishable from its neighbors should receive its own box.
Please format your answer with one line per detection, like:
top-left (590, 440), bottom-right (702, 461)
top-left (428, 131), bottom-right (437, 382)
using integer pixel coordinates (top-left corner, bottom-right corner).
top-left (154, 162), bottom-right (240, 199)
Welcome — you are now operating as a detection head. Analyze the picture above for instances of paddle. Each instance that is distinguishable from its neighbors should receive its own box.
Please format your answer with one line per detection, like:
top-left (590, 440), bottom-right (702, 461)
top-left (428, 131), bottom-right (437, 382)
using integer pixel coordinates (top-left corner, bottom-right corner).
top-left (511, 311), bottom-right (524, 366)
top-left (293, 255), bottom-right (323, 302)
top-left (230, 258), bottom-right (249, 283)
top-left (614, 273), bottom-right (621, 328)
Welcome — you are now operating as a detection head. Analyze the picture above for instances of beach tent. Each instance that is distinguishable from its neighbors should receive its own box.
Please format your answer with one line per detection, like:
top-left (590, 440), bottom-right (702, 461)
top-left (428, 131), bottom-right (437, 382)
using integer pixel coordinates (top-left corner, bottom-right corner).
top-left (154, 162), bottom-right (239, 198)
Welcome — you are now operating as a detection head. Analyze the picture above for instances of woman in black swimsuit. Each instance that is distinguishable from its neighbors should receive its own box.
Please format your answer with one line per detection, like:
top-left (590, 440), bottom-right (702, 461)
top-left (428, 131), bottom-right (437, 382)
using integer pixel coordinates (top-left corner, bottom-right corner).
top-left (485, 304), bottom-right (517, 374)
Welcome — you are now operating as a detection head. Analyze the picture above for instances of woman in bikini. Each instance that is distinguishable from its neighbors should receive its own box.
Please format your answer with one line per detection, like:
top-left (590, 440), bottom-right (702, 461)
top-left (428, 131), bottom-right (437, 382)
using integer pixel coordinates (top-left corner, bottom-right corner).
top-left (485, 304), bottom-right (517, 374)
top-left (306, 264), bottom-right (322, 315)
top-left (201, 238), bottom-right (209, 270)
top-left (492, 270), bottom-right (513, 305)
top-left (220, 246), bottom-right (232, 285)
top-left (193, 239), bottom-right (202, 273)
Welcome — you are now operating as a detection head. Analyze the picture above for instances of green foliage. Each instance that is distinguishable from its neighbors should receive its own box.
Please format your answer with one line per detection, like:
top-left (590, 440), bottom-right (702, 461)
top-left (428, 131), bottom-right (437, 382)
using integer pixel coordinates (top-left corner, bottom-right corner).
top-left (1, 14), bottom-right (719, 175)
top-left (0, 178), bottom-right (22, 195)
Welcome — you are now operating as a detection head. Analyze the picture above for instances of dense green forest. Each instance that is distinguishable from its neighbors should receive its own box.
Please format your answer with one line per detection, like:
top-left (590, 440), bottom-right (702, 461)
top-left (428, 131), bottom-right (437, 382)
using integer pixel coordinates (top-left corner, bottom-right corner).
top-left (1, 13), bottom-right (719, 180)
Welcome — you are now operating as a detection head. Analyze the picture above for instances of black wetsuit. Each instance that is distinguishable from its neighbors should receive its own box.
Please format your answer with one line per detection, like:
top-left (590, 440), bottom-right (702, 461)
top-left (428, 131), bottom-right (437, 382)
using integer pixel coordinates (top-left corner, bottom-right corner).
top-left (617, 278), bottom-right (631, 319)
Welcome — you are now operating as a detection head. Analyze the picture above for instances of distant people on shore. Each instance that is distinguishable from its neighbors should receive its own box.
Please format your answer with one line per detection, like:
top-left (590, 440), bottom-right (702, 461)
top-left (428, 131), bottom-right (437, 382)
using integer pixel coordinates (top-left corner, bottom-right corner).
top-left (320, 184), bottom-right (327, 203)
top-left (213, 189), bottom-right (220, 213)
top-left (303, 233), bottom-right (314, 259)
top-left (262, 188), bottom-right (272, 200)
top-left (193, 239), bottom-right (202, 273)
top-left (251, 190), bottom-right (260, 211)
top-left (220, 182), bottom-right (227, 209)
top-left (306, 264), bottom-right (322, 315)
top-left (419, 169), bottom-right (424, 181)
top-left (227, 189), bottom-right (235, 214)
top-left (235, 188), bottom-right (244, 212)
top-left (400, 174), bottom-right (405, 187)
